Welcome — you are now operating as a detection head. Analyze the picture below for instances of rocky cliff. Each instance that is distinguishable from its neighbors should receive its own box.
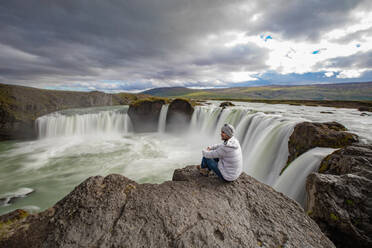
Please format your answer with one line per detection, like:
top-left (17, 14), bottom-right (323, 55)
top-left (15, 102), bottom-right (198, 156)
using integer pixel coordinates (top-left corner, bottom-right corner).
top-left (0, 83), bottom-right (144, 140)
top-left (0, 166), bottom-right (335, 248)
top-left (165, 98), bottom-right (194, 133)
top-left (127, 98), bottom-right (167, 132)
top-left (284, 122), bottom-right (358, 172)
top-left (306, 145), bottom-right (372, 248)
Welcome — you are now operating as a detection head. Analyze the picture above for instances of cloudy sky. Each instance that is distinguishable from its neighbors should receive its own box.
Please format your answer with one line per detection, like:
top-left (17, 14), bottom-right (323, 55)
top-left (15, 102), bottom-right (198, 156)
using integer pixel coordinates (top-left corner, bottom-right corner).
top-left (1, 0), bottom-right (372, 92)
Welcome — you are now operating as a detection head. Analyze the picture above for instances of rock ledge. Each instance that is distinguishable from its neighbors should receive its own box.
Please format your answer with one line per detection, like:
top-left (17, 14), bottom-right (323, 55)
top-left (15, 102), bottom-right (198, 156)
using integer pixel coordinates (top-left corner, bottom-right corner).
top-left (1, 166), bottom-right (334, 248)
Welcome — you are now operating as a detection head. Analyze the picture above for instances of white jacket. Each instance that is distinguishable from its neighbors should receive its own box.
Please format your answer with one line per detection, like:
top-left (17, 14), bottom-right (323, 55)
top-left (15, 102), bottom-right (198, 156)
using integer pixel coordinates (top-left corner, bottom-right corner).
top-left (202, 137), bottom-right (243, 181)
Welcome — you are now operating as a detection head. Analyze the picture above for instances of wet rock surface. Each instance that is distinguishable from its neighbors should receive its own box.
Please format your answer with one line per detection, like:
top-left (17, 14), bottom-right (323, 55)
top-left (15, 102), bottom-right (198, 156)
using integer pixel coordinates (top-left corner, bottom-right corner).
top-left (306, 145), bottom-right (372, 248)
top-left (287, 122), bottom-right (358, 166)
top-left (166, 98), bottom-right (194, 133)
top-left (127, 99), bottom-right (166, 132)
top-left (1, 166), bottom-right (334, 248)
top-left (219, 101), bottom-right (235, 108)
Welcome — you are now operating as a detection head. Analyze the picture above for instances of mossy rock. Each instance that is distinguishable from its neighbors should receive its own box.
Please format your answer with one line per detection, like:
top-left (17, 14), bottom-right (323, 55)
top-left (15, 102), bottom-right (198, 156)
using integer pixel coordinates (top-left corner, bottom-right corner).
top-left (282, 121), bottom-right (358, 174)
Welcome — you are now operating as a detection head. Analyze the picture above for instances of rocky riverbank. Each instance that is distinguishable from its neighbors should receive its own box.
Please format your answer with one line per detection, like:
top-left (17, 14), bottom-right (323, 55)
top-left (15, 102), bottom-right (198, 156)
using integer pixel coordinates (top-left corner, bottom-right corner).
top-left (0, 166), bottom-right (334, 248)
top-left (306, 144), bottom-right (372, 248)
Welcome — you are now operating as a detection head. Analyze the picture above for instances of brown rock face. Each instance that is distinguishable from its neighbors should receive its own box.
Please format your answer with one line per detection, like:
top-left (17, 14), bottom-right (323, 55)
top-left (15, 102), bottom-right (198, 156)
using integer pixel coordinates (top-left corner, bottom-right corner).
top-left (306, 145), bottom-right (372, 248)
top-left (0, 166), bottom-right (335, 248)
top-left (286, 122), bottom-right (358, 166)
top-left (165, 99), bottom-right (194, 133)
top-left (219, 101), bottom-right (235, 108)
top-left (358, 106), bottom-right (372, 112)
top-left (127, 99), bottom-right (165, 132)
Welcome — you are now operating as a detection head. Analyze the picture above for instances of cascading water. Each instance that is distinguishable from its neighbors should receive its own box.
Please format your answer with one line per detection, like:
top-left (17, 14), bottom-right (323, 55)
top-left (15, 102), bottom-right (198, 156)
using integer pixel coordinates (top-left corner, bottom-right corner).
top-left (158, 105), bottom-right (169, 133)
top-left (36, 106), bottom-right (132, 138)
top-left (1, 101), bottom-right (370, 215)
top-left (273, 147), bottom-right (337, 205)
top-left (188, 105), bottom-right (335, 206)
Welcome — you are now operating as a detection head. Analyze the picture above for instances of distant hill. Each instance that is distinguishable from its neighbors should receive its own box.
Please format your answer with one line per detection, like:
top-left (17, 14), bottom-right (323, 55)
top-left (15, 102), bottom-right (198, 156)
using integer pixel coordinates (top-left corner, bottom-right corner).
top-left (142, 87), bottom-right (198, 97)
top-left (142, 82), bottom-right (372, 101)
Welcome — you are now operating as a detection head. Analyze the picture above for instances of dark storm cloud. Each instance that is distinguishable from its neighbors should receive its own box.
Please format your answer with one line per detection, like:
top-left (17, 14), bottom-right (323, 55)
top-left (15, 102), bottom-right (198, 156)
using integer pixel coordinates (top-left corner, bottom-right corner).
top-left (248, 0), bottom-right (372, 41)
top-left (316, 50), bottom-right (372, 69)
top-left (0, 0), bottom-right (261, 88)
top-left (0, 0), bottom-right (371, 90)
top-left (194, 43), bottom-right (269, 71)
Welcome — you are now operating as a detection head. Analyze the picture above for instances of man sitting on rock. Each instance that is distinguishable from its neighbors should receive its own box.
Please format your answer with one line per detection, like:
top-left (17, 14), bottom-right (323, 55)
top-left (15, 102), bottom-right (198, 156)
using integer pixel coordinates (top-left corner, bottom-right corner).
top-left (198, 123), bottom-right (243, 181)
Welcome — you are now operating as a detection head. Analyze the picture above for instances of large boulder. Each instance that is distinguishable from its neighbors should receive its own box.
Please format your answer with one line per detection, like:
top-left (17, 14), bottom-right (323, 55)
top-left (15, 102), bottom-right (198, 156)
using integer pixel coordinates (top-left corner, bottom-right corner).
top-left (219, 101), bottom-right (235, 108)
top-left (306, 145), bottom-right (372, 248)
top-left (166, 98), bottom-right (194, 133)
top-left (0, 166), bottom-right (335, 248)
top-left (127, 98), bottom-right (166, 132)
top-left (286, 122), bottom-right (358, 166)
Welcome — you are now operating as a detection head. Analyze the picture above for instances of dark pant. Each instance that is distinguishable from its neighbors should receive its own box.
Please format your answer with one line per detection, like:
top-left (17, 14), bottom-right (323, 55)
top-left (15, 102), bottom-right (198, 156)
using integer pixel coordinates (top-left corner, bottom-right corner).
top-left (201, 157), bottom-right (227, 181)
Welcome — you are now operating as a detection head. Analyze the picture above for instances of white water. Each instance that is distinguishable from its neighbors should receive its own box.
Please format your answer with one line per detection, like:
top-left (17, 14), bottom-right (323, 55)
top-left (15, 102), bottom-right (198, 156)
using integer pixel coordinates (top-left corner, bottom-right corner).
top-left (158, 104), bottom-right (169, 133)
top-left (1, 102), bottom-right (371, 215)
top-left (273, 147), bottom-right (337, 205)
top-left (36, 106), bottom-right (132, 138)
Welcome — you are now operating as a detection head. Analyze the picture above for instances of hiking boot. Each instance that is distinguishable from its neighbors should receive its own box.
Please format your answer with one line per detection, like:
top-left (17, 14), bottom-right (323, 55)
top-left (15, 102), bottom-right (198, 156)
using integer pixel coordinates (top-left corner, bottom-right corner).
top-left (197, 165), bottom-right (210, 177)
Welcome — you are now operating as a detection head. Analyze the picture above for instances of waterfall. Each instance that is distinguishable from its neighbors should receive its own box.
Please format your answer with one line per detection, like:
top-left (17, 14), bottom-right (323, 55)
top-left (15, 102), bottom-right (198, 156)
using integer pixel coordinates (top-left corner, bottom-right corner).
top-left (189, 105), bottom-right (334, 207)
top-left (273, 147), bottom-right (337, 206)
top-left (158, 104), bottom-right (169, 133)
top-left (33, 104), bottom-right (336, 208)
top-left (36, 107), bottom-right (132, 138)
top-left (190, 106), bottom-right (297, 185)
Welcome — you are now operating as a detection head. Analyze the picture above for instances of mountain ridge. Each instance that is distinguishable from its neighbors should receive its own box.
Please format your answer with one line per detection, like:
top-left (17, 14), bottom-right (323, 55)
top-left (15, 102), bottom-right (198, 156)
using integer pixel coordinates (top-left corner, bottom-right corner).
top-left (141, 81), bottom-right (372, 101)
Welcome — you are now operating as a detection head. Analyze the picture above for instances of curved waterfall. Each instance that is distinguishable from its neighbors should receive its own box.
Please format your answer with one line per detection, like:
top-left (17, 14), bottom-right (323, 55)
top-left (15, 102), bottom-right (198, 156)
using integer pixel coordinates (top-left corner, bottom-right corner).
top-left (188, 105), bottom-right (335, 205)
top-left (32, 104), bottom-right (334, 207)
top-left (36, 106), bottom-right (132, 138)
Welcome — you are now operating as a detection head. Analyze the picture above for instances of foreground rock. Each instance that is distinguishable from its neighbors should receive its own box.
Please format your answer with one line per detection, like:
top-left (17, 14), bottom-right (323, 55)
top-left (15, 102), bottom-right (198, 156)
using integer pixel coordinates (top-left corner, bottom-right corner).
top-left (0, 83), bottom-right (142, 140)
top-left (306, 145), bottom-right (372, 248)
top-left (127, 98), bottom-right (166, 132)
top-left (166, 98), bottom-right (194, 133)
top-left (0, 166), bottom-right (334, 248)
top-left (286, 122), bottom-right (358, 167)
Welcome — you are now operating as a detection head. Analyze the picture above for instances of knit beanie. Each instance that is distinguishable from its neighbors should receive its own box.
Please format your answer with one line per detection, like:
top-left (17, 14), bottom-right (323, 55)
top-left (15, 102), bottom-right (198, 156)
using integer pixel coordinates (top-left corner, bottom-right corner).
top-left (221, 123), bottom-right (235, 137)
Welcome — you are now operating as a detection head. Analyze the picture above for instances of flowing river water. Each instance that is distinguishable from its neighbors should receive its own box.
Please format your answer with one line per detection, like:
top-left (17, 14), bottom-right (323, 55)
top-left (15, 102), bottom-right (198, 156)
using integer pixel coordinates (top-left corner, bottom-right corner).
top-left (0, 102), bottom-right (371, 215)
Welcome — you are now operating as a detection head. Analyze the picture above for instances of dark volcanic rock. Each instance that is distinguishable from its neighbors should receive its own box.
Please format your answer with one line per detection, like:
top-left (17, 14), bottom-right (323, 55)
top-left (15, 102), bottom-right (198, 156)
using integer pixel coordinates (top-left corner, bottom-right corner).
top-left (306, 145), bottom-right (372, 248)
top-left (127, 99), bottom-right (166, 132)
top-left (166, 98), bottom-right (194, 133)
top-left (0, 83), bottom-right (140, 141)
top-left (358, 106), bottom-right (372, 112)
top-left (1, 166), bottom-right (334, 248)
top-left (286, 122), bottom-right (358, 166)
top-left (219, 101), bottom-right (235, 108)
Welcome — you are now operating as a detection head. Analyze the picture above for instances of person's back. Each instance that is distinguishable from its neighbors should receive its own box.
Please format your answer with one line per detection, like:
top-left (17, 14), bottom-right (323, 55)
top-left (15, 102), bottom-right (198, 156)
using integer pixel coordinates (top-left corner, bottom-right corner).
top-left (217, 136), bottom-right (243, 181)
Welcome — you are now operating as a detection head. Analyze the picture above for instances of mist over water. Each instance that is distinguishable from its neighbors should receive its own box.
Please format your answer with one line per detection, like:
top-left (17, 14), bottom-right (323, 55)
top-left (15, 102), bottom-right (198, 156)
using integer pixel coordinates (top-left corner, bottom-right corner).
top-left (0, 101), bottom-right (371, 215)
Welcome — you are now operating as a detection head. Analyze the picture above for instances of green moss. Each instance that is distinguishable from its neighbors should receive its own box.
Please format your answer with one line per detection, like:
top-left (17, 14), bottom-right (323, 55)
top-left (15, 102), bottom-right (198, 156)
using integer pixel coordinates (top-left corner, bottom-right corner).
top-left (130, 97), bottom-right (169, 107)
top-left (318, 154), bottom-right (332, 173)
top-left (306, 210), bottom-right (313, 216)
top-left (330, 213), bottom-right (339, 221)
top-left (0, 209), bottom-right (29, 239)
top-left (170, 97), bottom-right (197, 107)
top-left (346, 199), bottom-right (354, 206)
